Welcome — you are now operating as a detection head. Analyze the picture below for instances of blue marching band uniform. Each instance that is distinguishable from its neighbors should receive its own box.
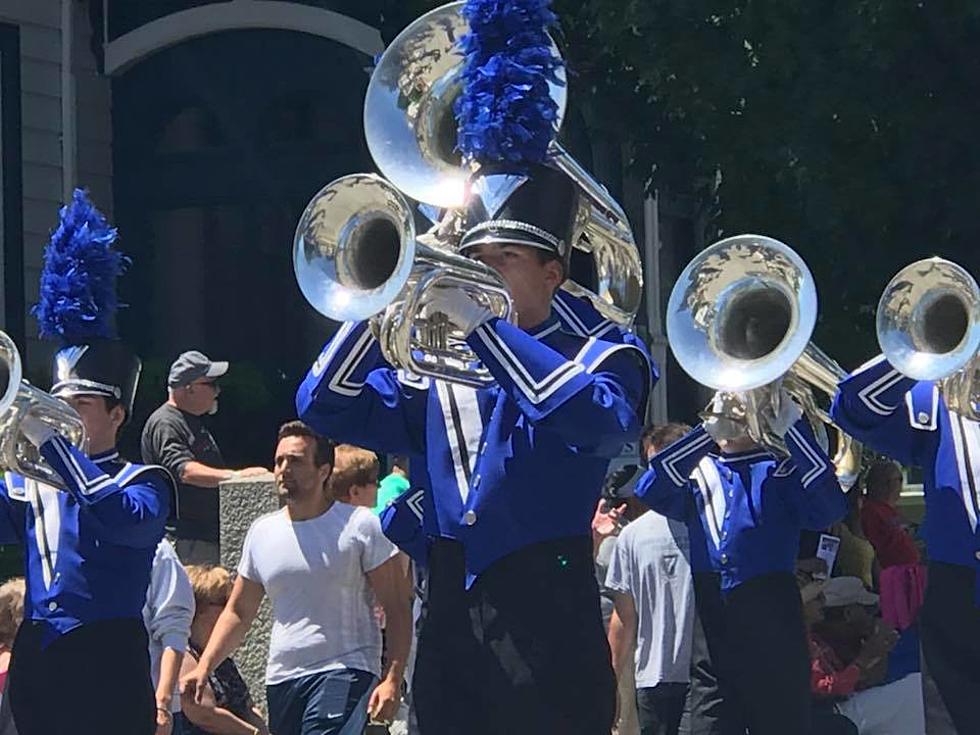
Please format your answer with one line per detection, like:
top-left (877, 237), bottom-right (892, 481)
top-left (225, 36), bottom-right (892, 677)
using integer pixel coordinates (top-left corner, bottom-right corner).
top-left (0, 190), bottom-right (173, 735)
top-left (831, 354), bottom-right (980, 731)
top-left (298, 278), bottom-right (655, 735)
top-left (636, 417), bottom-right (846, 734)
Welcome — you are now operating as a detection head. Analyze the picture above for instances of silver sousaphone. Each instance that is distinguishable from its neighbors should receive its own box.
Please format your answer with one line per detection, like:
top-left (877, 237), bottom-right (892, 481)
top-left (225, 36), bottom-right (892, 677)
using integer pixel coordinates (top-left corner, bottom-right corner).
top-left (0, 331), bottom-right (87, 488)
top-left (666, 234), bottom-right (861, 486)
top-left (293, 173), bottom-right (513, 387)
top-left (877, 257), bottom-right (980, 420)
top-left (364, 1), bottom-right (643, 326)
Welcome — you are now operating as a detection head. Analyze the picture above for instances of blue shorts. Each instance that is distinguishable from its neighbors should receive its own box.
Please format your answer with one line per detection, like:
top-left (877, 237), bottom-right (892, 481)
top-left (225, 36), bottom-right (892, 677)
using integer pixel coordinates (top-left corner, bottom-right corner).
top-left (266, 668), bottom-right (377, 735)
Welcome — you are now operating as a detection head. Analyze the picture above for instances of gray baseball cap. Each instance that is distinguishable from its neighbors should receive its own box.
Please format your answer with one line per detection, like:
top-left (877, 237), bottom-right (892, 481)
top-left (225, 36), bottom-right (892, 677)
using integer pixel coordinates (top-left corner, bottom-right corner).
top-left (168, 350), bottom-right (229, 388)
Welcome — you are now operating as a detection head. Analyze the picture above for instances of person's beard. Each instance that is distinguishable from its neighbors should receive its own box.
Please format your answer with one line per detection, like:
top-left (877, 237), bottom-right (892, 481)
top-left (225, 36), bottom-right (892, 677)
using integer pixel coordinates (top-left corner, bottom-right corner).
top-left (207, 399), bottom-right (219, 416)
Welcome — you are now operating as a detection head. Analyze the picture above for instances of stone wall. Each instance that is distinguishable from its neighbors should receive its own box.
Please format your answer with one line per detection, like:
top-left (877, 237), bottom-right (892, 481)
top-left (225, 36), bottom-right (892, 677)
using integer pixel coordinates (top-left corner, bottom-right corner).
top-left (219, 474), bottom-right (278, 714)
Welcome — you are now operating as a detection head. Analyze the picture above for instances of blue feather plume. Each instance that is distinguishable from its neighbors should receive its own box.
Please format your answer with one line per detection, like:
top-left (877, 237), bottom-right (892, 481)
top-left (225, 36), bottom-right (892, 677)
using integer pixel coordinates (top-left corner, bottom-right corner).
top-left (455, 0), bottom-right (563, 167)
top-left (33, 188), bottom-right (129, 344)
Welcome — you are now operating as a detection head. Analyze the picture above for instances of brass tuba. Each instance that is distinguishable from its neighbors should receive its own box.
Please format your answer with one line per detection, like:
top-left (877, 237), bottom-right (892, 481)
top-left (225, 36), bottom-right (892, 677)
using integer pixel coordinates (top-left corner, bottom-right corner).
top-left (0, 331), bottom-right (87, 488)
top-left (363, 1), bottom-right (643, 325)
top-left (293, 173), bottom-right (513, 387)
top-left (877, 257), bottom-right (979, 420)
top-left (666, 235), bottom-right (861, 486)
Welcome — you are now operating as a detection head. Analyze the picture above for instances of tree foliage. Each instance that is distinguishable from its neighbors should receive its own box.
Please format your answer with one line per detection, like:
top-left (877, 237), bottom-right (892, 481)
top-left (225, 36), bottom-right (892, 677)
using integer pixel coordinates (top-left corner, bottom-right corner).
top-left (383, 1), bottom-right (980, 365)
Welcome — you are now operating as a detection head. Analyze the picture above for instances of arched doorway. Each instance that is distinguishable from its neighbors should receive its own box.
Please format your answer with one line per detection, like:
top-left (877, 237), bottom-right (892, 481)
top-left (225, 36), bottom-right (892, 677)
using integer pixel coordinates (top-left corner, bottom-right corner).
top-left (113, 28), bottom-right (370, 463)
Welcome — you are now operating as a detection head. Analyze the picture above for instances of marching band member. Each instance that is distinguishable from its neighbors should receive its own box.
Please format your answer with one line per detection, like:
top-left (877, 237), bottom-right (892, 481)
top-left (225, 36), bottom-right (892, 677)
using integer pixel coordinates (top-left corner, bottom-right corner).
top-left (831, 354), bottom-right (980, 731)
top-left (636, 392), bottom-right (847, 735)
top-left (0, 190), bottom-right (174, 735)
top-left (297, 164), bottom-right (654, 734)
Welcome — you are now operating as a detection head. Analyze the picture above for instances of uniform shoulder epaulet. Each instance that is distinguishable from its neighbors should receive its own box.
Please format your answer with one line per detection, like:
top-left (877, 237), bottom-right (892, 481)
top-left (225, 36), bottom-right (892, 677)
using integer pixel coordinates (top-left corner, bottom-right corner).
top-left (905, 381), bottom-right (939, 431)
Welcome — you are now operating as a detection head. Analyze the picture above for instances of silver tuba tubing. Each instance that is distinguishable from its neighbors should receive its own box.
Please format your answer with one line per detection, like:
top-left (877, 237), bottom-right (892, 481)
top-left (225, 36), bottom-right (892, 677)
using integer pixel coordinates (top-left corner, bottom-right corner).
top-left (293, 173), bottom-right (513, 387)
top-left (877, 257), bottom-right (980, 419)
top-left (0, 331), bottom-right (87, 488)
top-left (363, 1), bottom-right (642, 325)
top-left (666, 234), bottom-right (861, 485)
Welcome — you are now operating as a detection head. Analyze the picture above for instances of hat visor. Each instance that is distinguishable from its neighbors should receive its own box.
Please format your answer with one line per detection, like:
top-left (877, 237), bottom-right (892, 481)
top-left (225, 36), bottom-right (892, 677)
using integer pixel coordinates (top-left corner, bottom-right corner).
top-left (205, 361), bottom-right (229, 379)
top-left (824, 590), bottom-right (880, 608)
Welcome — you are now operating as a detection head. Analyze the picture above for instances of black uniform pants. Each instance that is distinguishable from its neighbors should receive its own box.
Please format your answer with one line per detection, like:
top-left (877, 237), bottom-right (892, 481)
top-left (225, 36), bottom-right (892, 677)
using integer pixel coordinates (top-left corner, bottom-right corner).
top-left (8, 618), bottom-right (155, 735)
top-left (680, 572), bottom-right (811, 735)
top-left (413, 537), bottom-right (616, 735)
top-left (919, 561), bottom-right (980, 734)
top-left (637, 682), bottom-right (688, 735)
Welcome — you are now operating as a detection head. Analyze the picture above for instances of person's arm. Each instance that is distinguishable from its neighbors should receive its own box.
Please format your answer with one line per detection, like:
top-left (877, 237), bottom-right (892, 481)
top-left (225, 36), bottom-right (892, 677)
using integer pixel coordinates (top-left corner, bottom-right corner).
top-left (780, 418), bottom-right (848, 530)
top-left (179, 462), bottom-right (267, 488)
top-left (634, 425), bottom-right (714, 520)
top-left (830, 354), bottom-right (922, 465)
top-left (178, 653), bottom-right (268, 735)
top-left (608, 593), bottom-right (638, 682)
top-left (144, 418), bottom-right (265, 489)
top-left (379, 487), bottom-right (429, 567)
top-left (181, 576), bottom-right (264, 705)
top-left (146, 541), bottom-right (195, 720)
top-left (155, 647), bottom-right (183, 734)
top-left (367, 555), bottom-right (412, 722)
top-left (296, 321), bottom-right (427, 454)
top-left (467, 317), bottom-right (651, 457)
top-left (604, 527), bottom-right (638, 681)
top-left (811, 648), bottom-right (862, 697)
top-left (31, 433), bottom-right (170, 547)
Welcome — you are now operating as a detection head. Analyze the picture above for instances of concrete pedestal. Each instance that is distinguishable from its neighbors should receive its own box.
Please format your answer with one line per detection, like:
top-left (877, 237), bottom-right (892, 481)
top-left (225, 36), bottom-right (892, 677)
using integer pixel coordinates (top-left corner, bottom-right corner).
top-left (219, 474), bottom-right (278, 714)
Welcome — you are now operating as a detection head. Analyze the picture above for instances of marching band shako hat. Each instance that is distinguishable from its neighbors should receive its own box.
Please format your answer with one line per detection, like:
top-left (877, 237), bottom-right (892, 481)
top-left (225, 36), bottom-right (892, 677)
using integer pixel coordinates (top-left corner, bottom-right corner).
top-left (453, 0), bottom-right (580, 272)
top-left (33, 189), bottom-right (142, 417)
top-left (459, 164), bottom-right (580, 272)
top-left (50, 341), bottom-right (141, 415)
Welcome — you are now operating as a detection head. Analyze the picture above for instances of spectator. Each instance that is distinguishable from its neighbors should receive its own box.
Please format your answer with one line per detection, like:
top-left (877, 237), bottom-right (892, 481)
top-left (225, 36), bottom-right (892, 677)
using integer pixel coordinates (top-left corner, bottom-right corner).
top-left (861, 461), bottom-right (926, 630)
top-left (606, 423), bottom-right (693, 735)
top-left (141, 350), bottom-right (267, 565)
top-left (809, 577), bottom-right (925, 735)
top-left (809, 578), bottom-right (897, 699)
top-left (0, 577), bottom-right (23, 735)
top-left (179, 565), bottom-right (268, 735)
top-left (861, 461), bottom-right (920, 569)
top-left (0, 578), bottom-right (24, 694)
top-left (143, 539), bottom-right (195, 735)
top-left (329, 444), bottom-right (380, 509)
top-left (831, 488), bottom-right (876, 589)
top-left (181, 421), bottom-right (411, 735)
top-left (373, 455), bottom-right (410, 515)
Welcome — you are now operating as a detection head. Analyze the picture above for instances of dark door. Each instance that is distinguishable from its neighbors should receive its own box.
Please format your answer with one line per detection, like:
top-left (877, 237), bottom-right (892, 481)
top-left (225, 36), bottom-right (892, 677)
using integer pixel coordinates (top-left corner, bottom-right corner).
top-left (113, 29), bottom-right (371, 464)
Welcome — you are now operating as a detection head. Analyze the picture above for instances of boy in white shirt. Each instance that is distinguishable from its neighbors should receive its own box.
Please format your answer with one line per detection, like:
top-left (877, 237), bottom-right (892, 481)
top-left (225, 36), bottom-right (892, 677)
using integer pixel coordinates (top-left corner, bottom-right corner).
top-left (182, 421), bottom-right (411, 735)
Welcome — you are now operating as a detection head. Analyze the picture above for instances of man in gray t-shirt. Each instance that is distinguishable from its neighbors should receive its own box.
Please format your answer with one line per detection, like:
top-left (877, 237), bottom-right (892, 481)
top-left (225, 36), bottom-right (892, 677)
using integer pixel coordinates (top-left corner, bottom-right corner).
top-left (606, 423), bottom-right (694, 735)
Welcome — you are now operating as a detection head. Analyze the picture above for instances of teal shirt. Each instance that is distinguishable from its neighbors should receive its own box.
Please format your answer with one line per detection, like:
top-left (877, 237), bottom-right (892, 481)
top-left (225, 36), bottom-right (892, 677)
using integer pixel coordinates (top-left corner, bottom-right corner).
top-left (373, 472), bottom-right (410, 515)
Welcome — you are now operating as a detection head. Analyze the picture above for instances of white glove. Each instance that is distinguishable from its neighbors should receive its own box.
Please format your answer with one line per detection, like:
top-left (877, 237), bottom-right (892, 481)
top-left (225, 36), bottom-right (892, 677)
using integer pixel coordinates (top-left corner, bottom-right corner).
top-left (703, 392), bottom-right (748, 444)
top-left (763, 390), bottom-right (804, 439)
top-left (423, 287), bottom-right (493, 337)
top-left (21, 413), bottom-right (57, 448)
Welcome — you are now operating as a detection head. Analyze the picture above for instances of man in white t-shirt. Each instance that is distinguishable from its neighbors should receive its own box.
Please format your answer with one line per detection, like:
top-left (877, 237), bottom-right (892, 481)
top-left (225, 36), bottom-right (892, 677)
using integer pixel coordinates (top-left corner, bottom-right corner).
top-left (606, 423), bottom-right (695, 735)
top-left (181, 421), bottom-right (411, 735)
